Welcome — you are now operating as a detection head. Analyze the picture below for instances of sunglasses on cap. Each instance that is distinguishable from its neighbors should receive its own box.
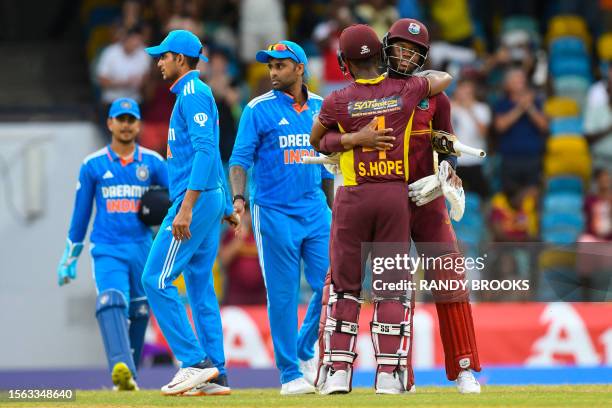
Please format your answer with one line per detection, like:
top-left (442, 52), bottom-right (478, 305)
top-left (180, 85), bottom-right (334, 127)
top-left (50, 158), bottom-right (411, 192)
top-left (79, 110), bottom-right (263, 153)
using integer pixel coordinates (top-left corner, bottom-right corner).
top-left (268, 43), bottom-right (300, 62)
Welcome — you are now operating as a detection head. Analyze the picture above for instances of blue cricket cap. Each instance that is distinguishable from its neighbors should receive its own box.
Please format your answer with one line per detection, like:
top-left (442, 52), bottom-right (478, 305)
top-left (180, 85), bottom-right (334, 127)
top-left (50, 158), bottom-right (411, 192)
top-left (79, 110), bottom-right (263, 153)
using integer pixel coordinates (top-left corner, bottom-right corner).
top-left (256, 40), bottom-right (309, 76)
top-left (108, 98), bottom-right (141, 119)
top-left (145, 30), bottom-right (208, 62)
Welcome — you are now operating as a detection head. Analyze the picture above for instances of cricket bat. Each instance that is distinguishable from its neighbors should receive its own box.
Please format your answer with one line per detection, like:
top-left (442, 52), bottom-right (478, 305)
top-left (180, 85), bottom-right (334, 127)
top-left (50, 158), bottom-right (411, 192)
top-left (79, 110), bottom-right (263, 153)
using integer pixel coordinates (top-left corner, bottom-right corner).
top-left (431, 130), bottom-right (486, 158)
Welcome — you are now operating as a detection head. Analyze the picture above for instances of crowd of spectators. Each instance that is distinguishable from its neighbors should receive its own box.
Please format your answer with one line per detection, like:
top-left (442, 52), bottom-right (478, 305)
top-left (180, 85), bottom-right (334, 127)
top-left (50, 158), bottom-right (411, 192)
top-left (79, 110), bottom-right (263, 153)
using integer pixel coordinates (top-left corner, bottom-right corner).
top-left (83, 0), bottom-right (612, 303)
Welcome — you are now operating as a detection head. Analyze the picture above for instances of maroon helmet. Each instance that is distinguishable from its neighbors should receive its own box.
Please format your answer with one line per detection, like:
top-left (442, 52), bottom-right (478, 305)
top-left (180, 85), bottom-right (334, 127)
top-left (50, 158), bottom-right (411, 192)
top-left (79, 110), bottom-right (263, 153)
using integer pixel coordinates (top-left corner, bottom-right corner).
top-left (382, 18), bottom-right (430, 75)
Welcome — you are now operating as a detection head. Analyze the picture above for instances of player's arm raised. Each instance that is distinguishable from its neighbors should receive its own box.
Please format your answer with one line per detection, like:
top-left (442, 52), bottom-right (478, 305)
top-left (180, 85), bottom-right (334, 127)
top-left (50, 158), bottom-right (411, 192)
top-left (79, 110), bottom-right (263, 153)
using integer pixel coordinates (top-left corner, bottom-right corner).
top-left (418, 70), bottom-right (453, 96)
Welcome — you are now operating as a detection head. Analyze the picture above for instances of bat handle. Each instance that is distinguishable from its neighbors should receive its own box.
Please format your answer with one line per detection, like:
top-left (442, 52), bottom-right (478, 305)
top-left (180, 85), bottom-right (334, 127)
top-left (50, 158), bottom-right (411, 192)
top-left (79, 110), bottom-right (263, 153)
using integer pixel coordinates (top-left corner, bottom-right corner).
top-left (302, 156), bottom-right (335, 164)
top-left (454, 141), bottom-right (486, 158)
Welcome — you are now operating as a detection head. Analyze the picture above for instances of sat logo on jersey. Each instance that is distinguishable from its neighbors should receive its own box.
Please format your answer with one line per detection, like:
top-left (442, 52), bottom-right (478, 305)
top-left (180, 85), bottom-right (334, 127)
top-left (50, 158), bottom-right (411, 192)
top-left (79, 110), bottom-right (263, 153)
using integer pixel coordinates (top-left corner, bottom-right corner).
top-left (348, 96), bottom-right (403, 117)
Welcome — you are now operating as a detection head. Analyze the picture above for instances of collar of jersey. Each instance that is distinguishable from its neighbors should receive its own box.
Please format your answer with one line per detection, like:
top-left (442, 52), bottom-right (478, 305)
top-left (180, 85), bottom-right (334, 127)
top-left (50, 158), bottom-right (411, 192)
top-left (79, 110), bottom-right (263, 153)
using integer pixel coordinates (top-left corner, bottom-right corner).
top-left (355, 74), bottom-right (386, 85)
top-left (275, 84), bottom-right (311, 111)
top-left (170, 70), bottom-right (200, 94)
top-left (106, 144), bottom-right (141, 162)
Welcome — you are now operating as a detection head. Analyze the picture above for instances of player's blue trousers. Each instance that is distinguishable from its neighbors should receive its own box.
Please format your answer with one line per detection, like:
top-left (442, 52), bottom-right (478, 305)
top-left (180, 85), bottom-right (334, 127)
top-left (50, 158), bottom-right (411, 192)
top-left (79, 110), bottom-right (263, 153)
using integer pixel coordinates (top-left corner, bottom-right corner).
top-left (142, 188), bottom-right (226, 373)
top-left (251, 202), bottom-right (331, 384)
top-left (91, 240), bottom-right (151, 304)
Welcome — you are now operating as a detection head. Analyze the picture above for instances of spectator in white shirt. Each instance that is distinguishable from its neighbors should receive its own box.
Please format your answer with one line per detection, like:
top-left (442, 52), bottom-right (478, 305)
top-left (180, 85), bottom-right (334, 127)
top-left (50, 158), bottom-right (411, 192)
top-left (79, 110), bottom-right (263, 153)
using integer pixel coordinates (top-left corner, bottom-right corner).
top-left (451, 77), bottom-right (491, 197)
top-left (96, 26), bottom-right (151, 112)
top-left (584, 65), bottom-right (612, 173)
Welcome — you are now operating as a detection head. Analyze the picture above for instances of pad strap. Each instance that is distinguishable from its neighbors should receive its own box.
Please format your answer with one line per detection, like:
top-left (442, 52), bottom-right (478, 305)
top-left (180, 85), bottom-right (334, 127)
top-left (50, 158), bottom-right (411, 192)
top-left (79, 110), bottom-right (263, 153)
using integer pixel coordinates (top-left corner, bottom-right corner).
top-left (324, 350), bottom-right (357, 364)
top-left (376, 353), bottom-right (408, 366)
top-left (325, 316), bottom-right (359, 335)
top-left (329, 291), bottom-right (364, 305)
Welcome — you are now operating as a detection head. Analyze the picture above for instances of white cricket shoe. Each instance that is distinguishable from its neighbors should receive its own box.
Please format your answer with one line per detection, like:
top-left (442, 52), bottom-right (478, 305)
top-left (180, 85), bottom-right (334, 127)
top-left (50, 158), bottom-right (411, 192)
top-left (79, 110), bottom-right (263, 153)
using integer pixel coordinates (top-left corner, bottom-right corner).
top-left (161, 366), bottom-right (219, 396)
top-left (299, 357), bottom-right (318, 386)
top-left (456, 369), bottom-right (481, 394)
top-left (376, 371), bottom-right (408, 395)
top-left (182, 374), bottom-right (231, 396)
top-left (280, 377), bottom-right (316, 395)
top-left (318, 369), bottom-right (350, 395)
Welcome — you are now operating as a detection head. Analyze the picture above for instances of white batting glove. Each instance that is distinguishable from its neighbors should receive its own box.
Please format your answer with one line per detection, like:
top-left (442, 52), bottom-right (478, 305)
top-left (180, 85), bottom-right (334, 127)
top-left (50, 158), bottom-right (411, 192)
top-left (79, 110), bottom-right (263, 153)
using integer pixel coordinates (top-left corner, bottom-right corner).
top-left (408, 174), bottom-right (442, 206)
top-left (437, 161), bottom-right (465, 221)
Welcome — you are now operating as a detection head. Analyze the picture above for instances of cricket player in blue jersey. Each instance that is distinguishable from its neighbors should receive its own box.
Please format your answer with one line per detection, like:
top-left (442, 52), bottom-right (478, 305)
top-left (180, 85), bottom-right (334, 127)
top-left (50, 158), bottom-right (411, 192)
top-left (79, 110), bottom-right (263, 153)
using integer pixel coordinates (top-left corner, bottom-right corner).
top-left (142, 30), bottom-right (239, 396)
top-left (57, 97), bottom-right (168, 391)
top-left (229, 40), bottom-right (334, 395)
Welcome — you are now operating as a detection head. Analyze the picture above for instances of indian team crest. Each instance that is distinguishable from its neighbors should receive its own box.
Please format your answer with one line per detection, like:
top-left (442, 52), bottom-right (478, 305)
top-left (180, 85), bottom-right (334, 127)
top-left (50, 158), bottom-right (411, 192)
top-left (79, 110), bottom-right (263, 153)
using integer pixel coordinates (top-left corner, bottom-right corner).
top-left (121, 100), bottom-right (132, 109)
top-left (136, 164), bottom-right (150, 181)
top-left (408, 22), bottom-right (420, 35)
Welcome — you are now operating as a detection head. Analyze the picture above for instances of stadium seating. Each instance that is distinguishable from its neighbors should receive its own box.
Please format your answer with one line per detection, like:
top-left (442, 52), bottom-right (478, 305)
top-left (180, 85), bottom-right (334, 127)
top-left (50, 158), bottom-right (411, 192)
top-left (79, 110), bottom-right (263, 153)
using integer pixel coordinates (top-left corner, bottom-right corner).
top-left (453, 193), bottom-right (484, 249)
top-left (553, 75), bottom-right (591, 104)
top-left (543, 135), bottom-right (592, 182)
top-left (545, 176), bottom-right (584, 194)
top-left (544, 97), bottom-right (580, 118)
top-left (543, 192), bottom-right (583, 214)
top-left (541, 212), bottom-right (585, 244)
top-left (549, 36), bottom-right (588, 58)
top-left (549, 117), bottom-right (583, 136)
top-left (597, 32), bottom-right (612, 61)
top-left (546, 14), bottom-right (591, 49)
top-left (549, 58), bottom-right (592, 80)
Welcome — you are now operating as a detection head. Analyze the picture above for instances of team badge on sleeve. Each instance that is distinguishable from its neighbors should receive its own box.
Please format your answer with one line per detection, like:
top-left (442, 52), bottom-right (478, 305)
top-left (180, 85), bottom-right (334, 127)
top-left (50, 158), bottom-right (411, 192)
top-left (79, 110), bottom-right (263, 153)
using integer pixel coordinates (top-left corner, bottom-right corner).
top-left (136, 164), bottom-right (150, 181)
top-left (193, 112), bottom-right (208, 127)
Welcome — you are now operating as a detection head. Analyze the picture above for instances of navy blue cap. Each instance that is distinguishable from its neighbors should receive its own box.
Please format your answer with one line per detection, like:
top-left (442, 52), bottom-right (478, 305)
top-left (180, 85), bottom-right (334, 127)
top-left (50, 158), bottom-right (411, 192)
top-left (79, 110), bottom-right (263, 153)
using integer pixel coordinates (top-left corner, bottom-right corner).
top-left (145, 30), bottom-right (208, 62)
top-left (256, 40), bottom-right (309, 76)
top-left (108, 98), bottom-right (141, 119)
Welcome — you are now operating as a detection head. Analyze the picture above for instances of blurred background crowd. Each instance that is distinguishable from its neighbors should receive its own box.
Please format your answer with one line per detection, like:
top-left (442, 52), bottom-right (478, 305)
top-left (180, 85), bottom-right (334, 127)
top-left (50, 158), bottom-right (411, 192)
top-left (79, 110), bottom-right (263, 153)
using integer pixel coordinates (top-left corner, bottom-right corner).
top-left (1, 0), bottom-right (611, 304)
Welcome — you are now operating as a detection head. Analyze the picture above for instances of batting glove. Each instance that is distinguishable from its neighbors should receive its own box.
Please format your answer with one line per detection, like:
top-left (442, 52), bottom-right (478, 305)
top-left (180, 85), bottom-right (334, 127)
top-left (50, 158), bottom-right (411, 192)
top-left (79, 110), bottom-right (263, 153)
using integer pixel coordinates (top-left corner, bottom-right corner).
top-left (437, 160), bottom-right (465, 221)
top-left (57, 239), bottom-right (83, 286)
top-left (408, 174), bottom-right (442, 206)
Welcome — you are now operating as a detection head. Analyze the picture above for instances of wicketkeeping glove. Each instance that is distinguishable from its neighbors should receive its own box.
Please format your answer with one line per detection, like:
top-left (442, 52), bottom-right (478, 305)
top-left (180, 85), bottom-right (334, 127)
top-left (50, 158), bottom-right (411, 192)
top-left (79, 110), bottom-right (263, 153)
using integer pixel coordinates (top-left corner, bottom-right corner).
top-left (57, 239), bottom-right (83, 286)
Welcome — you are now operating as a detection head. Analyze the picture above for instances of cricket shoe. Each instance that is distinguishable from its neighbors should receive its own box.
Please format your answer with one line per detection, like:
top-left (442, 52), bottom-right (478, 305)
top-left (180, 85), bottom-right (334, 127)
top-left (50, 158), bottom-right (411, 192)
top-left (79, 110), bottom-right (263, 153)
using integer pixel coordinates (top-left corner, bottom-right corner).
top-left (318, 369), bottom-right (350, 395)
top-left (299, 357), bottom-right (318, 386)
top-left (280, 377), bottom-right (316, 395)
top-left (456, 369), bottom-right (481, 394)
top-left (182, 374), bottom-right (231, 396)
top-left (111, 362), bottom-right (138, 391)
top-left (375, 370), bottom-right (414, 395)
top-left (161, 360), bottom-right (219, 396)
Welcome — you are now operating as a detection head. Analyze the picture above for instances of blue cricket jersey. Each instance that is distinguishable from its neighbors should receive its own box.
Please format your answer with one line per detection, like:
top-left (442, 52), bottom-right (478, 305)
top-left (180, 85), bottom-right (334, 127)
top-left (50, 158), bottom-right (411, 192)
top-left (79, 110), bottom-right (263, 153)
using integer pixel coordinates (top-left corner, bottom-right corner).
top-left (230, 87), bottom-right (333, 216)
top-left (166, 70), bottom-right (232, 214)
top-left (68, 144), bottom-right (169, 245)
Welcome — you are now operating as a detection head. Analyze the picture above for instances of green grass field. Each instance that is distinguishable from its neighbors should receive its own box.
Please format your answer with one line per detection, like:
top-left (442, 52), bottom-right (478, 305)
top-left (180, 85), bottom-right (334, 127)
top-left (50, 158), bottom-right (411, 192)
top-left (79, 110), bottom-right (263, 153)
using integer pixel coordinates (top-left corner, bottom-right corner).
top-left (2, 386), bottom-right (610, 408)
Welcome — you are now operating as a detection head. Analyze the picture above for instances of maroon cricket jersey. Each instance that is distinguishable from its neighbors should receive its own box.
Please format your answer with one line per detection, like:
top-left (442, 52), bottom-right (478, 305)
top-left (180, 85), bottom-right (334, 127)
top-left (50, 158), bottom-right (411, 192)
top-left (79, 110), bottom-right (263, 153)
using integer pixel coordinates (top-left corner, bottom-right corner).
top-left (318, 74), bottom-right (430, 185)
top-left (408, 92), bottom-right (454, 183)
